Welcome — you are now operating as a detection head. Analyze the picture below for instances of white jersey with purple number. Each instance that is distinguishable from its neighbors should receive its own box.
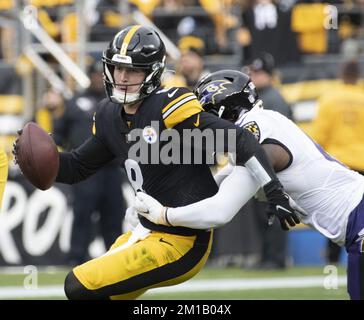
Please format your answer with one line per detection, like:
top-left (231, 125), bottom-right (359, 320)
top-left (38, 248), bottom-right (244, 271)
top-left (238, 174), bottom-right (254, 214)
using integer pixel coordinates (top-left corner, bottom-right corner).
top-left (235, 107), bottom-right (364, 245)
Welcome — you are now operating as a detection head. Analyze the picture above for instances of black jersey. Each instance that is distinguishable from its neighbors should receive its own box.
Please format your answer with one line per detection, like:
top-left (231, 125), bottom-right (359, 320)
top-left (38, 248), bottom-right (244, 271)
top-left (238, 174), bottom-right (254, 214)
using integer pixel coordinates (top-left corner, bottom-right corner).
top-left (56, 87), bottom-right (267, 235)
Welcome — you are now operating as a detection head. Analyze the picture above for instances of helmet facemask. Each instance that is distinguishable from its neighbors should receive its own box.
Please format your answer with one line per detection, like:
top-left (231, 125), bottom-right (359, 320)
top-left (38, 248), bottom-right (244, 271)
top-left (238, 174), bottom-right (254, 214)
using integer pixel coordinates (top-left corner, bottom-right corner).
top-left (195, 70), bottom-right (261, 123)
top-left (103, 56), bottom-right (165, 105)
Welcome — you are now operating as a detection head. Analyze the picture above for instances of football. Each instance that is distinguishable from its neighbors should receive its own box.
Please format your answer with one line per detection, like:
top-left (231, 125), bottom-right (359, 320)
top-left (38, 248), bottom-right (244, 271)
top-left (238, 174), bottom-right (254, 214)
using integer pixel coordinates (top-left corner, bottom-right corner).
top-left (16, 122), bottom-right (59, 190)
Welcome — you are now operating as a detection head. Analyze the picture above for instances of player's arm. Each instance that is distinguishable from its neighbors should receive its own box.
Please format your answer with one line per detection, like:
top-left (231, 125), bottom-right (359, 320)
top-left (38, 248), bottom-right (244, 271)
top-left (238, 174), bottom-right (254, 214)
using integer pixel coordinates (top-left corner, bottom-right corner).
top-left (213, 142), bottom-right (289, 188)
top-left (56, 135), bottom-right (115, 184)
top-left (162, 89), bottom-right (300, 229)
top-left (134, 144), bottom-right (294, 229)
top-left (0, 148), bottom-right (8, 209)
top-left (260, 143), bottom-right (291, 172)
top-left (135, 166), bottom-right (259, 228)
top-left (56, 105), bottom-right (115, 184)
top-left (213, 162), bottom-right (234, 186)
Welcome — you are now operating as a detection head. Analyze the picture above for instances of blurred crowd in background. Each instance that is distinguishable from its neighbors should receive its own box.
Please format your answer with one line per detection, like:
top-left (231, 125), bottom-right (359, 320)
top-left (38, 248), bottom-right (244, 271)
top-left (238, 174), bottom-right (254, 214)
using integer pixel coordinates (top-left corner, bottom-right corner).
top-left (0, 0), bottom-right (364, 268)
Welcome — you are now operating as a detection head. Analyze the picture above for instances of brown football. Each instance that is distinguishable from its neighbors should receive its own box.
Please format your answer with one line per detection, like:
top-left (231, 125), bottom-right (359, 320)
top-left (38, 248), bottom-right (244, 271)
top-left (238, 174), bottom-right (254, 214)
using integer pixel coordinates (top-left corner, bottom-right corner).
top-left (17, 122), bottom-right (59, 190)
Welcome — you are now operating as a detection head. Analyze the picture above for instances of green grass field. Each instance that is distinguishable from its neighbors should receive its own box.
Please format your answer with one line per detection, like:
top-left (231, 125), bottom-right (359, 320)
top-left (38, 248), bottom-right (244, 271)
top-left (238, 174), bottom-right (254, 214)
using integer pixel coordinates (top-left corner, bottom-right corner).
top-left (0, 266), bottom-right (349, 300)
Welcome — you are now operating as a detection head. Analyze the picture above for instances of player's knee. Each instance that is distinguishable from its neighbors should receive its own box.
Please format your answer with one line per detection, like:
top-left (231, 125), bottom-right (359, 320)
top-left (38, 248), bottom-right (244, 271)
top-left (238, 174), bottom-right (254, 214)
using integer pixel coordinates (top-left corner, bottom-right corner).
top-left (64, 271), bottom-right (108, 300)
top-left (64, 271), bottom-right (87, 300)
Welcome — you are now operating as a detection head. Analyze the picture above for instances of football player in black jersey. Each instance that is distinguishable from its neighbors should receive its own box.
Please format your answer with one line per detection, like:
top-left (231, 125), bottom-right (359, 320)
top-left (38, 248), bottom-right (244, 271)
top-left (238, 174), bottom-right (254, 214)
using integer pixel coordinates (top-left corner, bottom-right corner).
top-left (14, 25), bottom-right (299, 300)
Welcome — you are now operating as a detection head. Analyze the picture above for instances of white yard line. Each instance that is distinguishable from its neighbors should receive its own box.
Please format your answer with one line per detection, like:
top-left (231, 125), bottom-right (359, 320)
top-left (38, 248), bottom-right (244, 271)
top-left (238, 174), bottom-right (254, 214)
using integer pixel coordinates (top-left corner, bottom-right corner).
top-left (0, 276), bottom-right (347, 299)
top-left (0, 266), bottom-right (69, 274)
top-left (148, 276), bottom-right (347, 294)
top-left (0, 286), bottom-right (64, 298)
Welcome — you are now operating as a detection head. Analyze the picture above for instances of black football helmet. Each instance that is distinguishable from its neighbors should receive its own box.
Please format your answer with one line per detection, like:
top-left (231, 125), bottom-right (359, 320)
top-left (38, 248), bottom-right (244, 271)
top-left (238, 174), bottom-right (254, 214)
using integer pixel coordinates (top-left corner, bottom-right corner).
top-left (102, 25), bottom-right (166, 104)
top-left (194, 70), bottom-right (261, 122)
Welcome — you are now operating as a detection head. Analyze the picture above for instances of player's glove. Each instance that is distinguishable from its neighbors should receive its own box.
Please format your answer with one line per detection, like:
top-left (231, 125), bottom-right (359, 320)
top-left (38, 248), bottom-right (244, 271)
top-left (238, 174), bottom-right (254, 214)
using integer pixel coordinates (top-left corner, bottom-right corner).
top-left (12, 129), bottom-right (23, 165)
top-left (134, 192), bottom-right (171, 226)
top-left (124, 207), bottom-right (140, 231)
top-left (263, 180), bottom-right (301, 231)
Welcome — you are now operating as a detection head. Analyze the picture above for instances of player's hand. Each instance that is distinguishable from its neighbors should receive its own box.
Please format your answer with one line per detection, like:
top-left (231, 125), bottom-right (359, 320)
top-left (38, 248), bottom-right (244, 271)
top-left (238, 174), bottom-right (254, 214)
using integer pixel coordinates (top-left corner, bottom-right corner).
top-left (264, 181), bottom-right (301, 231)
top-left (134, 192), bottom-right (171, 226)
top-left (124, 207), bottom-right (140, 231)
top-left (12, 129), bottom-right (23, 165)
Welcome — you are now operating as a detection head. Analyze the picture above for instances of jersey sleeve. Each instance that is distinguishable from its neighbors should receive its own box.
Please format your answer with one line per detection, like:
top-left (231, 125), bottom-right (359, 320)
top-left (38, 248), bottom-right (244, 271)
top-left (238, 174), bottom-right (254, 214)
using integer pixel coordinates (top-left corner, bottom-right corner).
top-left (160, 87), bottom-right (203, 129)
top-left (56, 100), bottom-right (115, 184)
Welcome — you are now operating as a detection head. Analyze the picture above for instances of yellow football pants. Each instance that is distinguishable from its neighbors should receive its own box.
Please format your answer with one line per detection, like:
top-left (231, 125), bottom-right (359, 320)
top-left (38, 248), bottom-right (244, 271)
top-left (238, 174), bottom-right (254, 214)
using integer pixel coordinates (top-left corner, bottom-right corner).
top-left (72, 229), bottom-right (213, 299)
top-left (0, 149), bottom-right (8, 210)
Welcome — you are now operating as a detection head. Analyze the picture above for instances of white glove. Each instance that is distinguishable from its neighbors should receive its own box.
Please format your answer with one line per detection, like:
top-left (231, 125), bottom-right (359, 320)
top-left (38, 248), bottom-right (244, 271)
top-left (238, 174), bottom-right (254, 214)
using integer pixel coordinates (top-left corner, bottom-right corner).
top-left (134, 192), bottom-right (171, 226)
top-left (124, 207), bottom-right (140, 231)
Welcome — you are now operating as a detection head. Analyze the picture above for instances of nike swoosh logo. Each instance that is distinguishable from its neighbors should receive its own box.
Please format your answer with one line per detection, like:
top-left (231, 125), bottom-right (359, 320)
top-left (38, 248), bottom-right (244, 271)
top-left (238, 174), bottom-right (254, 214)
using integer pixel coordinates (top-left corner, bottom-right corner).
top-left (168, 88), bottom-right (178, 98)
top-left (193, 114), bottom-right (200, 127)
top-left (159, 238), bottom-right (173, 246)
top-left (276, 205), bottom-right (291, 213)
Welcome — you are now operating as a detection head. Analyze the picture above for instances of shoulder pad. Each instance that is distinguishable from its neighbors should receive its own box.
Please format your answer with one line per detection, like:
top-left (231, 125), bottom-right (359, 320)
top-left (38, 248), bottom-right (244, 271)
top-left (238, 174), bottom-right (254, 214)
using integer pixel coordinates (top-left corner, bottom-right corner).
top-left (158, 87), bottom-right (203, 128)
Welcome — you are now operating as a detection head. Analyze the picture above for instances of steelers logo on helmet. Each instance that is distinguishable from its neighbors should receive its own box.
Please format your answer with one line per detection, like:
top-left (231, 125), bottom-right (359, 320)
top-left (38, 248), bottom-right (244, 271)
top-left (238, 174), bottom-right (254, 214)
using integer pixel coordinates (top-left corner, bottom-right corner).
top-left (102, 25), bottom-right (166, 105)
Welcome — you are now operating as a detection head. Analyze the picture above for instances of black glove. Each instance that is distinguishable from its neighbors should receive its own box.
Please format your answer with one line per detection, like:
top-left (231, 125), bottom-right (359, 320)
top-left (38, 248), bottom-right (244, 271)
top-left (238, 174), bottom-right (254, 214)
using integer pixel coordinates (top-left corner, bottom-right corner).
top-left (263, 180), bottom-right (301, 231)
top-left (12, 129), bottom-right (23, 165)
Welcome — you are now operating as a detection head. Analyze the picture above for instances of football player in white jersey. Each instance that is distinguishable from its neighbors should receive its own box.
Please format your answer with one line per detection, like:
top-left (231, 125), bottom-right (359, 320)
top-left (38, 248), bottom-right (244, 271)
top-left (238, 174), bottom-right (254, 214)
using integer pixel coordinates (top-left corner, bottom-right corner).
top-left (133, 70), bottom-right (364, 300)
